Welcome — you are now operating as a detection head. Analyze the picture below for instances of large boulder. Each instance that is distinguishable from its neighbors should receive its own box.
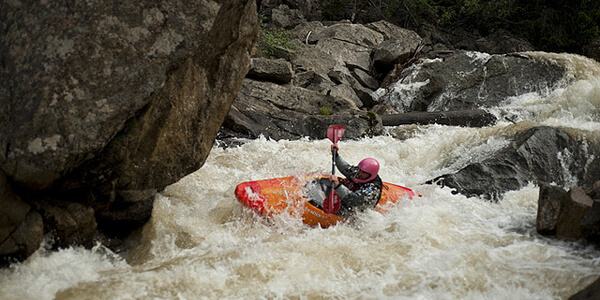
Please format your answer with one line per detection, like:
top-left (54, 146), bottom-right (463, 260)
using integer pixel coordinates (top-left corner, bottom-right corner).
top-left (377, 51), bottom-right (568, 112)
top-left (368, 20), bottom-right (423, 74)
top-left (0, 0), bottom-right (257, 261)
top-left (433, 126), bottom-right (600, 200)
top-left (537, 182), bottom-right (600, 245)
top-left (307, 21), bottom-right (384, 72)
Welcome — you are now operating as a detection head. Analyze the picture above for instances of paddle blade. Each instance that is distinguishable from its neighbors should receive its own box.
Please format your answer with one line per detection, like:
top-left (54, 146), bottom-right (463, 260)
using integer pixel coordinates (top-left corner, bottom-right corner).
top-left (327, 125), bottom-right (345, 144)
top-left (323, 189), bottom-right (341, 214)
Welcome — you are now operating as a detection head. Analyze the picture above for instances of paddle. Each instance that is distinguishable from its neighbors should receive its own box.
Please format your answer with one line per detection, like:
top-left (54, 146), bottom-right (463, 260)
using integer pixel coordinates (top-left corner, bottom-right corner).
top-left (323, 125), bottom-right (345, 214)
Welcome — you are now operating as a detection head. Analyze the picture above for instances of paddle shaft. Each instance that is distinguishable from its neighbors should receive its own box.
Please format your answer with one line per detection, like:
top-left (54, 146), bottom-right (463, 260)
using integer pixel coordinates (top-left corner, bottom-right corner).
top-left (324, 125), bottom-right (344, 214)
top-left (332, 147), bottom-right (337, 176)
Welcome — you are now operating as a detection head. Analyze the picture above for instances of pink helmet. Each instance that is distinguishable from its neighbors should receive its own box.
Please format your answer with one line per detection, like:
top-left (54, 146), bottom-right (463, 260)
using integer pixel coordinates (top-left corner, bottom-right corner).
top-left (353, 158), bottom-right (380, 183)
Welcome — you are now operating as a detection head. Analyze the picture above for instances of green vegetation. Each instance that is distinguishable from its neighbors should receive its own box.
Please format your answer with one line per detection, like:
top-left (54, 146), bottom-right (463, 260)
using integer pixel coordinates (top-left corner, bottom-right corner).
top-left (258, 18), bottom-right (296, 58)
top-left (319, 0), bottom-right (600, 53)
top-left (320, 106), bottom-right (332, 116)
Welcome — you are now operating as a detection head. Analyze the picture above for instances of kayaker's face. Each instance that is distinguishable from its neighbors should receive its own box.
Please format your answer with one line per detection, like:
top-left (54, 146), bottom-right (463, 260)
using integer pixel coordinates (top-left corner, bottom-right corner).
top-left (355, 169), bottom-right (371, 180)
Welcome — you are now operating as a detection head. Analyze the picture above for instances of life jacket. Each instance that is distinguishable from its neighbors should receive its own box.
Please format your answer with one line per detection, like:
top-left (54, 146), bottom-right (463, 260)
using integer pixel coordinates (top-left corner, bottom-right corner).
top-left (340, 176), bottom-right (383, 208)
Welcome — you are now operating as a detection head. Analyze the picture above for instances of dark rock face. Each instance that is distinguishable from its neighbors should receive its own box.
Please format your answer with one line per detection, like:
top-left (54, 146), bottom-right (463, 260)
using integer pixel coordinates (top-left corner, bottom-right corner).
top-left (1, 0), bottom-right (257, 263)
top-left (220, 20), bottom-right (422, 142)
top-left (537, 182), bottom-right (600, 244)
top-left (570, 276), bottom-right (600, 300)
top-left (0, 171), bottom-right (43, 263)
top-left (537, 183), bottom-right (567, 235)
top-left (434, 126), bottom-right (600, 200)
top-left (556, 187), bottom-right (595, 239)
top-left (221, 79), bottom-right (382, 141)
top-left (379, 51), bottom-right (568, 112)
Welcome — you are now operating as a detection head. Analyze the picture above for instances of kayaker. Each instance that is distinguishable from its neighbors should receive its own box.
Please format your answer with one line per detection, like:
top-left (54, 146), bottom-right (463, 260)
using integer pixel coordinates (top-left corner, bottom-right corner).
top-left (328, 144), bottom-right (383, 216)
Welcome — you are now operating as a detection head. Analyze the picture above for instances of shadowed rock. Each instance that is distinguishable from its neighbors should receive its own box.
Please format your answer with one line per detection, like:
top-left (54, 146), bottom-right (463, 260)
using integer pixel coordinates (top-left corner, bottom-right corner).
top-left (1, 0), bottom-right (257, 262)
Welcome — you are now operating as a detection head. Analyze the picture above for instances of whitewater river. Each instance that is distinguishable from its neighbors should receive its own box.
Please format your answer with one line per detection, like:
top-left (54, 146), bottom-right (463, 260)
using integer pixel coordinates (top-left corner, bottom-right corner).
top-left (2, 52), bottom-right (600, 299)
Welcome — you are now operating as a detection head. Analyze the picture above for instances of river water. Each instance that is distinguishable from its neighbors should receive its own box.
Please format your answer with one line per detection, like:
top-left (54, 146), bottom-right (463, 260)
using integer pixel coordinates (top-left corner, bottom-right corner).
top-left (2, 52), bottom-right (600, 299)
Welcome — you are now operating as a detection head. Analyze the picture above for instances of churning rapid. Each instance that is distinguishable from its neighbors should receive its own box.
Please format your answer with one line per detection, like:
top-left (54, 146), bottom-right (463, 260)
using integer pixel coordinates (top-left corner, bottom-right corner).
top-left (2, 52), bottom-right (600, 299)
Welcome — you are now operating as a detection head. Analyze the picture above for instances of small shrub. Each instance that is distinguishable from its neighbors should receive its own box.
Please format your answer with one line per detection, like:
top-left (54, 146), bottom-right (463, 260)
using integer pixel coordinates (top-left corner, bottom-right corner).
top-left (320, 106), bottom-right (332, 116)
top-left (258, 25), bottom-right (295, 58)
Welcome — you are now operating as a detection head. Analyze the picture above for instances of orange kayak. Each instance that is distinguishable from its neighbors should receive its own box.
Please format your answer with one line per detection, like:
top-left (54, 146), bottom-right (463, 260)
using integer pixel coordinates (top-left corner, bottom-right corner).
top-left (235, 173), bottom-right (420, 227)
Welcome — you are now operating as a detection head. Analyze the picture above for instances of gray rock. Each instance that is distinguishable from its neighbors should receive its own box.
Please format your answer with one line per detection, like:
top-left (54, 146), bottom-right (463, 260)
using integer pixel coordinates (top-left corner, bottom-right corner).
top-left (556, 187), bottom-right (594, 239)
top-left (537, 183), bottom-right (567, 235)
top-left (379, 51), bottom-right (567, 112)
top-left (327, 84), bottom-right (363, 108)
top-left (1, 0), bottom-right (257, 261)
top-left (351, 68), bottom-right (380, 90)
top-left (248, 58), bottom-right (294, 84)
top-left (271, 5), bottom-right (305, 29)
top-left (433, 126), bottom-right (600, 200)
top-left (373, 38), bottom-right (421, 70)
top-left (308, 22), bottom-right (384, 47)
top-left (294, 71), bottom-right (336, 92)
top-left (316, 39), bottom-right (372, 71)
top-left (291, 42), bottom-right (339, 74)
top-left (221, 79), bottom-right (381, 141)
top-left (366, 20), bottom-right (421, 41)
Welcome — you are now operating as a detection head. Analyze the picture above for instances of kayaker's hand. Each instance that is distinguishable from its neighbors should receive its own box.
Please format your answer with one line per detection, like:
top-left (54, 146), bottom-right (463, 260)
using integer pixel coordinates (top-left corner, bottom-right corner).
top-left (331, 144), bottom-right (339, 154)
top-left (328, 175), bottom-right (339, 188)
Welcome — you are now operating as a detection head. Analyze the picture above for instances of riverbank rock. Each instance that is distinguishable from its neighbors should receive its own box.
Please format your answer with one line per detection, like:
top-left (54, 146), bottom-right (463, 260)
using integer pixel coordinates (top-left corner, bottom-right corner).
top-left (537, 182), bottom-right (600, 245)
top-left (220, 19), bottom-right (422, 141)
top-left (0, 0), bottom-right (257, 263)
top-left (570, 276), bottom-right (600, 300)
top-left (377, 51), bottom-right (568, 112)
top-left (219, 79), bottom-right (382, 141)
top-left (432, 126), bottom-right (600, 200)
top-left (0, 171), bottom-right (43, 264)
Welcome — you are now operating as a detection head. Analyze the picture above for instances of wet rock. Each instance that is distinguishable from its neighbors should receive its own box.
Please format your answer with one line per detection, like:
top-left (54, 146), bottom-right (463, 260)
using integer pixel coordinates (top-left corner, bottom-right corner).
top-left (0, 171), bottom-right (43, 265)
top-left (556, 187), bottom-right (594, 239)
top-left (433, 126), bottom-right (600, 200)
top-left (581, 181), bottom-right (600, 243)
top-left (1, 0), bottom-right (257, 261)
top-left (380, 109), bottom-right (496, 127)
top-left (583, 36), bottom-right (600, 62)
top-left (474, 35), bottom-right (535, 54)
top-left (537, 182), bottom-right (600, 245)
top-left (378, 51), bottom-right (568, 112)
top-left (569, 276), bottom-right (600, 300)
top-left (537, 184), bottom-right (567, 235)
top-left (33, 199), bottom-right (96, 249)
top-left (581, 201), bottom-right (600, 244)
top-left (587, 181), bottom-right (600, 200)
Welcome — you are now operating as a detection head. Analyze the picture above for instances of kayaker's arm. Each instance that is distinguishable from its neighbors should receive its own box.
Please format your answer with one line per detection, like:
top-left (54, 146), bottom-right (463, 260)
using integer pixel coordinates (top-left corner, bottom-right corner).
top-left (334, 154), bottom-right (355, 179)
